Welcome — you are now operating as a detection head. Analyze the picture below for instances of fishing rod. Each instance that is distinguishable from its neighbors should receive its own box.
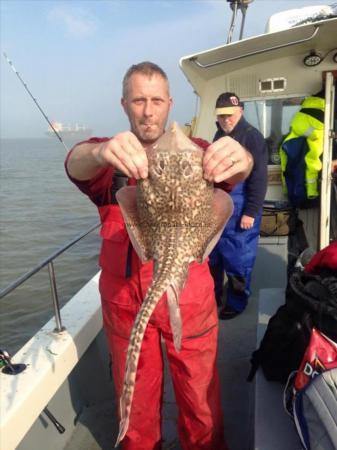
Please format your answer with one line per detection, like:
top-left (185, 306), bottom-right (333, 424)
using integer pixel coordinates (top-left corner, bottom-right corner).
top-left (3, 52), bottom-right (69, 152)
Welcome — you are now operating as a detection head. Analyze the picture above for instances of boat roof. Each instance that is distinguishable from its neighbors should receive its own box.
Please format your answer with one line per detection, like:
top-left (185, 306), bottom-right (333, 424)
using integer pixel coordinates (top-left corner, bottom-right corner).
top-left (265, 3), bottom-right (337, 32)
top-left (179, 17), bottom-right (337, 95)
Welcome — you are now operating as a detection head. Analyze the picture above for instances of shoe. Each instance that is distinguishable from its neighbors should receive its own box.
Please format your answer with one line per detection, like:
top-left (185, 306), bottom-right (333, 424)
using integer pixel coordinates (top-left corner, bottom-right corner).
top-left (218, 305), bottom-right (241, 320)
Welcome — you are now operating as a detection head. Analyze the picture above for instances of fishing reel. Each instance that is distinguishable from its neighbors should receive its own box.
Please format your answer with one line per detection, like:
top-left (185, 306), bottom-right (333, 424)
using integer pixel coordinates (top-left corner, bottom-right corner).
top-left (0, 349), bottom-right (65, 433)
top-left (0, 349), bottom-right (27, 375)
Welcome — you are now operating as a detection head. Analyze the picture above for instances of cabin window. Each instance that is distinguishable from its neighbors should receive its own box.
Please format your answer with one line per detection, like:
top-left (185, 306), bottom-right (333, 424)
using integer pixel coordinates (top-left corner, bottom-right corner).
top-left (242, 96), bottom-right (304, 164)
top-left (259, 77), bottom-right (287, 93)
top-left (273, 78), bottom-right (287, 91)
top-left (259, 79), bottom-right (273, 92)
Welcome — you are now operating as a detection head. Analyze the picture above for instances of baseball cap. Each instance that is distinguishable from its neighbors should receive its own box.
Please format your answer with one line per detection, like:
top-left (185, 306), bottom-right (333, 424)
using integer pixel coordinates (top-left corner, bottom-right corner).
top-left (215, 92), bottom-right (243, 115)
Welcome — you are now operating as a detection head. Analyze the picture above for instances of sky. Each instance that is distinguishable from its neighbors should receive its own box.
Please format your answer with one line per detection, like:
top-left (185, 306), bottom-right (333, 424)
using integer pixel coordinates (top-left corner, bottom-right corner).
top-left (0, 0), bottom-right (329, 139)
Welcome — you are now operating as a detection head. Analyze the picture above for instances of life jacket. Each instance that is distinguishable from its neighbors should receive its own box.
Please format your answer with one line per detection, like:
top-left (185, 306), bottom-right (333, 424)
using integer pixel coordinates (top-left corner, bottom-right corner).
top-left (280, 96), bottom-right (325, 207)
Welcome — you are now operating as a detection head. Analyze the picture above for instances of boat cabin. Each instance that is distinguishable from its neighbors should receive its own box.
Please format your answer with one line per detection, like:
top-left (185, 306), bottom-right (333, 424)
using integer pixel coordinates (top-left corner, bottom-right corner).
top-left (180, 9), bottom-right (336, 249)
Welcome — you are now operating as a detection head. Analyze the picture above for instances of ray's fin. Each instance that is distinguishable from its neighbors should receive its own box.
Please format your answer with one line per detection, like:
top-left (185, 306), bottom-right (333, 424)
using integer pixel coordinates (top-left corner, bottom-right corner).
top-left (167, 284), bottom-right (182, 352)
top-left (200, 189), bottom-right (234, 261)
top-left (116, 186), bottom-right (151, 261)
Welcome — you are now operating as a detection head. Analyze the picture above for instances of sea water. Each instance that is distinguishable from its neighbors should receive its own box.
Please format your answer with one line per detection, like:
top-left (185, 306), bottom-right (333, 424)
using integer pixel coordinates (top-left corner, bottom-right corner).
top-left (0, 138), bottom-right (101, 354)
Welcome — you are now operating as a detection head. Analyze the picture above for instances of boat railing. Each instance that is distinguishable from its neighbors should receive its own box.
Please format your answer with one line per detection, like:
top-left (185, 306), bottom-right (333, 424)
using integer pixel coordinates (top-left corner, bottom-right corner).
top-left (190, 25), bottom-right (319, 68)
top-left (0, 222), bottom-right (100, 332)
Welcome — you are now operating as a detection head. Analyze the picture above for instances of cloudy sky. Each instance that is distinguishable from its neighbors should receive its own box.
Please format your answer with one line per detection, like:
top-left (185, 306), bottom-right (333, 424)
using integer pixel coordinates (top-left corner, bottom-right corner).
top-left (0, 0), bottom-right (327, 138)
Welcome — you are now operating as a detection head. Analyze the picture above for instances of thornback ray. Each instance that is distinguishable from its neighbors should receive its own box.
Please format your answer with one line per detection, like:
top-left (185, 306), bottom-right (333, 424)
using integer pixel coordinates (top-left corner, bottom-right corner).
top-left (115, 121), bottom-right (233, 446)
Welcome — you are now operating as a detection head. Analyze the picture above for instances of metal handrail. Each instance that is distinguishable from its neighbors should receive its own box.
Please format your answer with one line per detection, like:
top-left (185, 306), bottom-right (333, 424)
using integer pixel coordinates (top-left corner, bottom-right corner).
top-left (0, 222), bottom-right (100, 331)
top-left (190, 25), bottom-right (319, 69)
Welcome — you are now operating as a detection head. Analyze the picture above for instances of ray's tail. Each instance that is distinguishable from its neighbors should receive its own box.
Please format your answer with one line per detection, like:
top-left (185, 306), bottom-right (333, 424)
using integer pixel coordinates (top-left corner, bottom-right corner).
top-left (115, 239), bottom-right (187, 447)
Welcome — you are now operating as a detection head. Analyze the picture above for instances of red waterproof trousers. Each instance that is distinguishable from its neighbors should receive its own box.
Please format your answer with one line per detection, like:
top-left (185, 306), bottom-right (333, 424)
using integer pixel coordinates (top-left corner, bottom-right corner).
top-left (99, 204), bottom-right (228, 450)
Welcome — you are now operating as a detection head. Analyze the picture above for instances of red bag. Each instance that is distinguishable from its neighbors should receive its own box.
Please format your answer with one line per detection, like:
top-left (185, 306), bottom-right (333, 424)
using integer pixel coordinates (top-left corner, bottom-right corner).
top-left (294, 327), bottom-right (337, 391)
top-left (304, 240), bottom-right (337, 273)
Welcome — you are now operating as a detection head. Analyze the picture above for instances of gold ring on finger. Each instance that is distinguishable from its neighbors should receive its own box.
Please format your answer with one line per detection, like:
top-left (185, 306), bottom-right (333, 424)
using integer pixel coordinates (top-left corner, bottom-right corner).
top-left (229, 156), bottom-right (236, 166)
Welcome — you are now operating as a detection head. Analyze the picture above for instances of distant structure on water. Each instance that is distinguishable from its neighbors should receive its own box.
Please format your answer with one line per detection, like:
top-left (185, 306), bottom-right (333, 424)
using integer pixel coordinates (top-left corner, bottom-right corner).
top-left (46, 121), bottom-right (92, 140)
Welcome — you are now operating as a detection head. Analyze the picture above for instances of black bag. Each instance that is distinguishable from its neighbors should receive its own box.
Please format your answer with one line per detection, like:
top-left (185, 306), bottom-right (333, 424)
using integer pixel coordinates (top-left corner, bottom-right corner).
top-left (248, 269), bottom-right (337, 384)
top-left (248, 303), bottom-right (312, 383)
top-left (286, 270), bottom-right (337, 343)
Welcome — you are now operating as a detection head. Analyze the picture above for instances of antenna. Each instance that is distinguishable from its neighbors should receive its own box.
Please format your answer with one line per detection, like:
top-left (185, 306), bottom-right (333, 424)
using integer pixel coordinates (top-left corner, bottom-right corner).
top-left (3, 52), bottom-right (69, 152)
top-left (226, 0), bottom-right (254, 43)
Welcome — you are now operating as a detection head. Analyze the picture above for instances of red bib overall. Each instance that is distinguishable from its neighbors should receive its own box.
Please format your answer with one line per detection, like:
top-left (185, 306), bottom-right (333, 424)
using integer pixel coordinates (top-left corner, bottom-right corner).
top-left (99, 203), bottom-right (227, 450)
top-left (66, 138), bottom-right (229, 450)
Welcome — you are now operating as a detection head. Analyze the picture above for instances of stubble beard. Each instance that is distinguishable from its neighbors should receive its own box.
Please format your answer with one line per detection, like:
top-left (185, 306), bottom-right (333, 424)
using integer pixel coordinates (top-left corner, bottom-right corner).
top-left (223, 124), bottom-right (234, 134)
top-left (134, 122), bottom-right (165, 146)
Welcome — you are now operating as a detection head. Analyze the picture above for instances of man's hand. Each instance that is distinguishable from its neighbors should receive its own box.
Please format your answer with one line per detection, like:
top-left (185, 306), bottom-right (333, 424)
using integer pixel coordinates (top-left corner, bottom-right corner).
top-left (94, 132), bottom-right (148, 179)
top-left (203, 136), bottom-right (253, 184)
top-left (67, 131), bottom-right (148, 181)
top-left (240, 215), bottom-right (255, 230)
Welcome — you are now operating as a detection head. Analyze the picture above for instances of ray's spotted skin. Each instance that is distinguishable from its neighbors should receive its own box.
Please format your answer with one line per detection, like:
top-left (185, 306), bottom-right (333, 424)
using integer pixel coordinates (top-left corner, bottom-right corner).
top-left (115, 123), bottom-right (233, 446)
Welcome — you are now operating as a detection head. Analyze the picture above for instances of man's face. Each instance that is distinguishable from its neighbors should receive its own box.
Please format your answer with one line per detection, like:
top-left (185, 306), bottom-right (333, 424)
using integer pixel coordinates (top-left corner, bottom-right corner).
top-left (217, 107), bottom-right (243, 134)
top-left (121, 72), bottom-right (172, 146)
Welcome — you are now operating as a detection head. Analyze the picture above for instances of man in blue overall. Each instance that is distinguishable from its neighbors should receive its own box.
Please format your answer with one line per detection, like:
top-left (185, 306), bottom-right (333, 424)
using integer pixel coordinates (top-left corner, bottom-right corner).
top-left (209, 92), bottom-right (268, 319)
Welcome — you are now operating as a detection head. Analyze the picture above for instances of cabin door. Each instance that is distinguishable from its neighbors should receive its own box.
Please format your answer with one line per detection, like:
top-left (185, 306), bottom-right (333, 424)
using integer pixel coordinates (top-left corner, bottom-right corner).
top-left (320, 71), bottom-right (336, 249)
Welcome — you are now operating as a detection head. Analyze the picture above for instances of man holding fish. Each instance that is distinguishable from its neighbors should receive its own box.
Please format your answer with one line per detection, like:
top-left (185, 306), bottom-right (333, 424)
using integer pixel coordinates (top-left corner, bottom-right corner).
top-left (66, 61), bottom-right (253, 450)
